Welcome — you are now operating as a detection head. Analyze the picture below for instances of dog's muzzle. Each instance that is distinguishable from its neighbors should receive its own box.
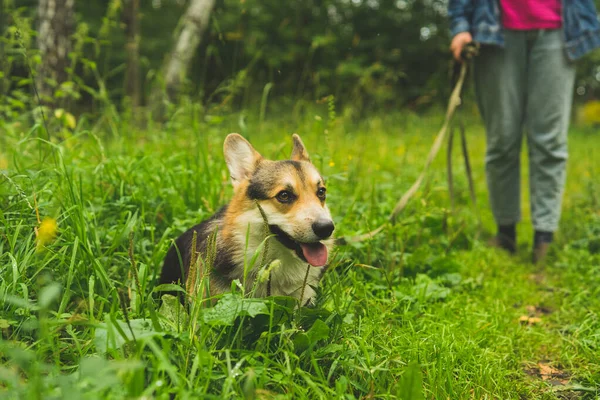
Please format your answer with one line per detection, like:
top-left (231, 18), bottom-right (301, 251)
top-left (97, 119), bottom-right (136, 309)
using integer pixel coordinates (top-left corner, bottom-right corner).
top-left (311, 219), bottom-right (335, 239)
top-left (268, 224), bottom-right (330, 267)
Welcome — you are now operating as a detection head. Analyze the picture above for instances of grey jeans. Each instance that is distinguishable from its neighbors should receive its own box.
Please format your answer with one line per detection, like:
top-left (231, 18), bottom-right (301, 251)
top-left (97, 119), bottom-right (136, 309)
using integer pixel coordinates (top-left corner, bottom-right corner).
top-left (474, 29), bottom-right (576, 232)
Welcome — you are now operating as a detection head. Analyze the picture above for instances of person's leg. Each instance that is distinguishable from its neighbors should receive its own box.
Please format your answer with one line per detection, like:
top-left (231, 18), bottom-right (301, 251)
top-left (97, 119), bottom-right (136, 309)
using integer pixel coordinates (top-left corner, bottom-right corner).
top-left (524, 29), bottom-right (576, 262)
top-left (474, 31), bottom-right (528, 251)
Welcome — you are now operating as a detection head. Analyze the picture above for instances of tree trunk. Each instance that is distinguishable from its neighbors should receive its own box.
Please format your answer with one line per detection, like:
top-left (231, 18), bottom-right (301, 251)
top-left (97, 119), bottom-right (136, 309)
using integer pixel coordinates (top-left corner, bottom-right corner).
top-left (163, 0), bottom-right (216, 101)
top-left (37, 0), bottom-right (74, 106)
top-left (0, 0), bottom-right (6, 96)
top-left (123, 0), bottom-right (141, 109)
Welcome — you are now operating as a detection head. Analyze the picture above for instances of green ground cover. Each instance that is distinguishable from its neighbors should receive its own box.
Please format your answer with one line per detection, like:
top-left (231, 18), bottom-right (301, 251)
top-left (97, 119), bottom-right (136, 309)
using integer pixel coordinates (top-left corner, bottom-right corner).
top-left (1, 107), bottom-right (599, 399)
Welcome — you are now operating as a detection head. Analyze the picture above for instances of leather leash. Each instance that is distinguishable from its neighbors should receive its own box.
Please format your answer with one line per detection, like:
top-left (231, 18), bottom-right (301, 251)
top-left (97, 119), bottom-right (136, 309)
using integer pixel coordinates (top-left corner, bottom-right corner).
top-left (335, 42), bottom-right (481, 246)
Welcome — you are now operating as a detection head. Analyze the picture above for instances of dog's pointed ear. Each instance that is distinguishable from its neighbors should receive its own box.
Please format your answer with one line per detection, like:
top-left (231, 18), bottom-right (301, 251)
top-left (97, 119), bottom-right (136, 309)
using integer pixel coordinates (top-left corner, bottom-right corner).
top-left (223, 133), bottom-right (262, 186)
top-left (290, 133), bottom-right (310, 162)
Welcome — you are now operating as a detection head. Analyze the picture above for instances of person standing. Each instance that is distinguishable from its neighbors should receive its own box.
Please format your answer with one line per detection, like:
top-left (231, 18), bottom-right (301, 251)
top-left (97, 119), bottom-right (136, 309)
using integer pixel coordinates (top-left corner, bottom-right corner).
top-left (448, 0), bottom-right (600, 263)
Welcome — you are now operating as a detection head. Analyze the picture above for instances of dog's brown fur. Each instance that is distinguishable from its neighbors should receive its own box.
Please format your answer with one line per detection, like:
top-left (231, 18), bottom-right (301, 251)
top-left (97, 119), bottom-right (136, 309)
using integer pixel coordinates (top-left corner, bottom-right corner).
top-left (159, 134), bottom-right (335, 305)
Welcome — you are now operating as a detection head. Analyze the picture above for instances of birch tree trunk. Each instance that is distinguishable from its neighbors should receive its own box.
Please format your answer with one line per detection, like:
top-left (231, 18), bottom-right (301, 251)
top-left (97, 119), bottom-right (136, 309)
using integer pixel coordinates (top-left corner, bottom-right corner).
top-left (37, 0), bottom-right (74, 106)
top-left (123, 0), bottom-right (141, 109)
top-left (163, 0), bottom-right (215, 101)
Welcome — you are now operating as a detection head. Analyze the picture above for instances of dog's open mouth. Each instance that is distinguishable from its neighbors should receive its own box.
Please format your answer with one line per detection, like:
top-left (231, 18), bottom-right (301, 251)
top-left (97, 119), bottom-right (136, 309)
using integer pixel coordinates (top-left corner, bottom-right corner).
top-left (268, 224), bottom-right (328, 267)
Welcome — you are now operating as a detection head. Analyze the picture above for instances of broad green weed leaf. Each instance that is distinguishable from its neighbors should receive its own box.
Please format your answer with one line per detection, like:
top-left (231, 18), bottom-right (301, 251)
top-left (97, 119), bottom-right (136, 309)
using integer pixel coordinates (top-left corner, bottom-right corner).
top-left (158, 294), bottom-right (189, 329)
top-left (78, 357), bottom-right (126, 390)
top-left (74, 357), bottom-right (144, 396)
top-left (293, 319), bottom-right (330, 353)
top-left (439, 272), bottom-right (462, 287)
top-left (202, 293), bottom-right (269, 326)
top-left (306, 319), bottom-right (330, 343)
top-left (413, 274), bottom-right (451, 302)
top-left (297, 305), bottom-right (332, 326)
top-left (397, 362), bottom-right (425, 400)
top-left (154, 284), bottom-right (186, 294)
top-left (94, 317), bottom-right (164, 353)
top-left (293, 333), bottom-right (309, 352)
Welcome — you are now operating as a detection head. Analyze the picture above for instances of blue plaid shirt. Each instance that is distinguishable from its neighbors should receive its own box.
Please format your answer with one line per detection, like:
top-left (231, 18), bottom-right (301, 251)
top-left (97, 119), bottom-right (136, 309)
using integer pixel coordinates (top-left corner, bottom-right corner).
top-left (448, 0), bottom-right (600, 60)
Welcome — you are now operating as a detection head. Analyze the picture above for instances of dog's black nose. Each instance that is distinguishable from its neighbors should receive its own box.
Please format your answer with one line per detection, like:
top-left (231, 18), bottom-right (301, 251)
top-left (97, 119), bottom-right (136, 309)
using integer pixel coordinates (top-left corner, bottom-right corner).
top-left (312, 219), bottom-right (335, 239)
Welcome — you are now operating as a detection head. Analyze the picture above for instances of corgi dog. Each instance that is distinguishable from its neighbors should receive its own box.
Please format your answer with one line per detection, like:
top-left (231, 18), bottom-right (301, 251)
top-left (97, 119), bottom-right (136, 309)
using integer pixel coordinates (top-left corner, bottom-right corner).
top-left (159, 133), bottom-right (335, 306)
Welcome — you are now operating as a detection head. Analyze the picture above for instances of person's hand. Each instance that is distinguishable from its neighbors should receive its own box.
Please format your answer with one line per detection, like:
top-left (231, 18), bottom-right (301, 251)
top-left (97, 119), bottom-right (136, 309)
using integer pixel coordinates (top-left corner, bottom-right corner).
top-left (450, 32), bottom-right (473, 62)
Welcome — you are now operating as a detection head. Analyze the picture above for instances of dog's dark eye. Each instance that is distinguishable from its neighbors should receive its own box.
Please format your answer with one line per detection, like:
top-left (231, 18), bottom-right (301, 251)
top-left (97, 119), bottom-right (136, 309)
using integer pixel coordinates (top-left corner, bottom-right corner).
top-left (276, 190), bottom-right (294, 203)
top-left (317, 187), bottom-right (327, 200)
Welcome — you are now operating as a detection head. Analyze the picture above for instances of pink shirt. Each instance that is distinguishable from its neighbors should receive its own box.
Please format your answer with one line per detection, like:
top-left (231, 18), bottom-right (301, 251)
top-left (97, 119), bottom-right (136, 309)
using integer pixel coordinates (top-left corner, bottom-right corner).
top-left (500, 0), bottom-right (562, 30)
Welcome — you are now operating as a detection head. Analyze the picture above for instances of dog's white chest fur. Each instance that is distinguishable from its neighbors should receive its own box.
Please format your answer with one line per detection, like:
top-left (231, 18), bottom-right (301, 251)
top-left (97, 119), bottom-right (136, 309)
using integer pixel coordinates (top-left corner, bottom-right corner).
top-left (229, 232), bottom-right (323, 305)
top-left (260, 242), bottom-right (323, 304)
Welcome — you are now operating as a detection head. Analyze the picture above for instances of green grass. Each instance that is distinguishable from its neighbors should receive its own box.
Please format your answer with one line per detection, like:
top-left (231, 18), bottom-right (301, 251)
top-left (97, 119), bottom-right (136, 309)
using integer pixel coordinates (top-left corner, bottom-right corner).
top-left (1, 105), bottom-right (599, 399)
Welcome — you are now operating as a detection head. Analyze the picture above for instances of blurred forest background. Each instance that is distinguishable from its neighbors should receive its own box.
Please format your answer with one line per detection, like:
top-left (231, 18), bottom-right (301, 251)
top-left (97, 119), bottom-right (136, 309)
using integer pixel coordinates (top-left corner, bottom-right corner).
top-left (1, 0), bottom-right (600, 123)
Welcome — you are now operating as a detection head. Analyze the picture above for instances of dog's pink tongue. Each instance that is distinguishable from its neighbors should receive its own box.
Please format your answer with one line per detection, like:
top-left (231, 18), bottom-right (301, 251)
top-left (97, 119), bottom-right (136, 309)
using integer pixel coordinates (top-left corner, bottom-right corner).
top-left (299, 242), bottom-right (328, 267)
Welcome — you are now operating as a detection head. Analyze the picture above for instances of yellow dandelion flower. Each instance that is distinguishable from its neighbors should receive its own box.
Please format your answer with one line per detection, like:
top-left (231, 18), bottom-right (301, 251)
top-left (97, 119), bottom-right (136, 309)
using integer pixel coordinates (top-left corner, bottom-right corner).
top-left (582, 101), bottom-right (600, 126)
top-left (328, 160), bottom-right (335, 167)
top-left (36, 218), bottom-right (58, 251)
